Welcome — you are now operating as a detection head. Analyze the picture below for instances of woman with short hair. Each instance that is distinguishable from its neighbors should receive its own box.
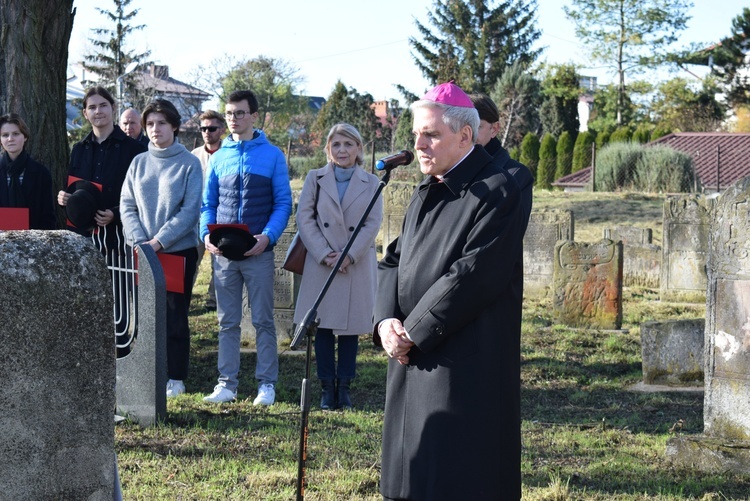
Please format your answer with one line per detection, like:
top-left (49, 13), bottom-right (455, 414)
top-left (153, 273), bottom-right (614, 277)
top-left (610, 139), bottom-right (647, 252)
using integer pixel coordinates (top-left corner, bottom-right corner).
top-left (120, 98), bottom-right (203, 398)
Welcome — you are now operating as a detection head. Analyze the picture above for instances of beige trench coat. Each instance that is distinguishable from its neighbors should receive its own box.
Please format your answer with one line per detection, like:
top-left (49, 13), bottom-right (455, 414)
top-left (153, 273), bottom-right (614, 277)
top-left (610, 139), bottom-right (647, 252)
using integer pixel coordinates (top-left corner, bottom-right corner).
top-left (293, 163), bottom-right (383, 335)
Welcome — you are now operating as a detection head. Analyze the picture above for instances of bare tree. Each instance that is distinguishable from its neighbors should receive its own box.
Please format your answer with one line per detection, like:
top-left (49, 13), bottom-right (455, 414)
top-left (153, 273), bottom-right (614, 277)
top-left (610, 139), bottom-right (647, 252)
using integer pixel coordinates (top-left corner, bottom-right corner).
top-left (0, 0), bottom-right (75, 225)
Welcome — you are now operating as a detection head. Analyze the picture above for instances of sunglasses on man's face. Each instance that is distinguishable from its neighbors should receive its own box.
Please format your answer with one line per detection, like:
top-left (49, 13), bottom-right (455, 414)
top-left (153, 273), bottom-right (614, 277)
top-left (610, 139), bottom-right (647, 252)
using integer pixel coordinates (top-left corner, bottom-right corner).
top-left (200, 126), bottom-right (219, 133)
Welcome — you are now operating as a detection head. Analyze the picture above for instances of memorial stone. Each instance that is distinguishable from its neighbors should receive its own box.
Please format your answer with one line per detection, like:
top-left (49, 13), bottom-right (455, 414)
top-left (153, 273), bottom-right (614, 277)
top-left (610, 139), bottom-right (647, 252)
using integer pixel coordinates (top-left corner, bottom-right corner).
top-left (604, 227), bottom-right (660, 288)
top-left (552, 239), bottom-right (623, 329)
top-left (660, 195), bottom-right (713, 302)
top-left (641, 319), bottom-right (704, 385)
top-left (0, 231), bottom-right (115, 499)
top-left (525, 210), bottom-right (575, 297)
top-left (380, 182), bottom-right (416, 250)
top-left (666, 177), bottom-right (750, 473)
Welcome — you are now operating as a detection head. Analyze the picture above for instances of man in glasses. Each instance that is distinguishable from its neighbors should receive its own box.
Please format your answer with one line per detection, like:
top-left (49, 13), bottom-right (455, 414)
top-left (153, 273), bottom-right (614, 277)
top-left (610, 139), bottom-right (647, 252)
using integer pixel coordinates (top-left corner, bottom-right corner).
top-left (200, 90), bottom-right (292, 406)
top-left (191, 110), bottom-right (227, 310)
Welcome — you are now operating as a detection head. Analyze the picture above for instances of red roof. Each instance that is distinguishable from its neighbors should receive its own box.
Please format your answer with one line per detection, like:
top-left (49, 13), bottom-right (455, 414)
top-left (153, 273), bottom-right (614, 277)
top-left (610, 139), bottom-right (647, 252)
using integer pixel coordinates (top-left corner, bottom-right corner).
top-left (552, 133), bottom-right (750, 191)
top-left (648, 133), bottom-right (750, 191)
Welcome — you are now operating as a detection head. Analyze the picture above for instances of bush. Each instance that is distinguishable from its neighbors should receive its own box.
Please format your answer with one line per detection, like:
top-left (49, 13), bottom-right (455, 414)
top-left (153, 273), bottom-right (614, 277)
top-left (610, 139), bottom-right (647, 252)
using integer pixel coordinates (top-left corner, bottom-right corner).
top-left (555, 130), bottom-right (575, 181)
top-left (572, 130), bottom-right (595, 173)
top-left (609, 126), bottom-right (632, 143)
top-left (509, 146), bottom-right (521, 161)
top-left (288, 150), bottom-right (327, 180)
top-left (651, 124), bottom-right (672, 141)
top-left (632, 125), bottom-right (651, 144)
top-left (536, 133), bottom-right (557, 189)
top-left (519, 132), bottom-right (540, 179)
top-left (595, 127), bottom-right (610, 149)
top-left (594, 142), bottom-right (696, 193)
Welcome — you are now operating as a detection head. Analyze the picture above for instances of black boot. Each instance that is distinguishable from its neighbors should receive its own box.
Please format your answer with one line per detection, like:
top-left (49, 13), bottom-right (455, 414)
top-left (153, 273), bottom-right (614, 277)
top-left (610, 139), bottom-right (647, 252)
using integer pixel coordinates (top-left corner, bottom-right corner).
top-left (320, 379), bottom-right (336, 410)
top-left (337, 378), bottom-right (352, 409)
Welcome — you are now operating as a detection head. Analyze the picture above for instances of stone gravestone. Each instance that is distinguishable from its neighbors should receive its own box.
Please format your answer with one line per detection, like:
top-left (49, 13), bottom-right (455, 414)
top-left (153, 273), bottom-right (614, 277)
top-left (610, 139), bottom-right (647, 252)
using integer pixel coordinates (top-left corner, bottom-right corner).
top-left (603, 226), bottom-right (661, 288)
top-left (380, 182), bottom-right (416, 251)
top-left (525, 210), bottom-right (575, 297)
top-left (660, 195), bottom-right (713, 302)
top-left (115, 243), bottom-right (167, 427)
top-left (0, 231), bottom-right (115, 499)
top-left (641, 319), bottom-right (704, 385)
top-left (552, 239), bottom-right (623, 329)
top-left (666, 177), bottom-right (750, 473)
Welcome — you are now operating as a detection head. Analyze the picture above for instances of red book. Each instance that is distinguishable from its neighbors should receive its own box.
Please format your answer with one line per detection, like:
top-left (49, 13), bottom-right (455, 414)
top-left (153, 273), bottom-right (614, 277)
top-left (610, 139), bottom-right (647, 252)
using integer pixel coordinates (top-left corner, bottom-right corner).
top-left (0, 207), bottom-right (30, 230)
top-left (135, 251), bottom-right (186, 294)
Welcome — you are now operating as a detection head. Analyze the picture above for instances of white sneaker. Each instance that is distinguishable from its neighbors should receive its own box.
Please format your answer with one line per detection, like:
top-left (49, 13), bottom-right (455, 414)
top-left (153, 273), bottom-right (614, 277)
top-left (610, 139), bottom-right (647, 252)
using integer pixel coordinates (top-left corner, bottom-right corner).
top-left (166, 379), bottom-right (185, 398)
top-left (203, 384), bottom-right (237, 403)
top-left (253, 384), bottom-right (275, 406)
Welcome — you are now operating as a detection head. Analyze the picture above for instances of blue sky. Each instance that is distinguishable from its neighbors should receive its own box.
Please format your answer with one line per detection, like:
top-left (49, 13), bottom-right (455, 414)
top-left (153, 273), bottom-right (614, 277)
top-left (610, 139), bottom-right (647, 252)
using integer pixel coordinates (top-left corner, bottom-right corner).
top-left (68, 0), bottom-right (747, 104)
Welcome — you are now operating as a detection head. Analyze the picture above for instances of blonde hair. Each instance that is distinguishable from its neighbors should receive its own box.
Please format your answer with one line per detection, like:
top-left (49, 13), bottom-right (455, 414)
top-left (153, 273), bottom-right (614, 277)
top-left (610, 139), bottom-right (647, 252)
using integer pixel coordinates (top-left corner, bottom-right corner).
top-left (325, 123), bottom-right (364, 166)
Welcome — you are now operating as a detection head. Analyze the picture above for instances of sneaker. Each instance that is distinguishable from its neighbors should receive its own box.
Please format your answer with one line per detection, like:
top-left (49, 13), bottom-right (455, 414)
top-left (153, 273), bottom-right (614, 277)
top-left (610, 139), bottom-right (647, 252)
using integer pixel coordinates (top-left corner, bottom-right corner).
top-left (253, 384), bottom-right (275, 406)
top-left (166, 379), bottom-right (185, 398)
top-left (203, 384), bottom-right (237, 403)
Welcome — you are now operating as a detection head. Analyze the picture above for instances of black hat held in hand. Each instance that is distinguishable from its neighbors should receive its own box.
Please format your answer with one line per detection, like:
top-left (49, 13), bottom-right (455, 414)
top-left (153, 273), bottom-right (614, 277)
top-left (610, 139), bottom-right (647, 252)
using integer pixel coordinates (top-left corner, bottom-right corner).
top-left (209, 225), bottom-right (257, 261)
top-left (65, 180), bottom-right (105, 230)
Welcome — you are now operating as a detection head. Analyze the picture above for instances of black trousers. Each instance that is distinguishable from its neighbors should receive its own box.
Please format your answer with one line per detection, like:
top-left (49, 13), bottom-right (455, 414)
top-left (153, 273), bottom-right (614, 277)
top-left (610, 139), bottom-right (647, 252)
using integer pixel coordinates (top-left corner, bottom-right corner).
top-left (165, 247), bottom-right (198, 380)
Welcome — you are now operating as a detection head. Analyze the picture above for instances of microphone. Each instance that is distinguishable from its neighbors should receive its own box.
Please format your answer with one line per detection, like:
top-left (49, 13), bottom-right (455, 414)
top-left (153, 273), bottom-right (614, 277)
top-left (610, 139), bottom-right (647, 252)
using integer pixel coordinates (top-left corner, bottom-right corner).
top-left (375, 150), bottom-right (414, 171)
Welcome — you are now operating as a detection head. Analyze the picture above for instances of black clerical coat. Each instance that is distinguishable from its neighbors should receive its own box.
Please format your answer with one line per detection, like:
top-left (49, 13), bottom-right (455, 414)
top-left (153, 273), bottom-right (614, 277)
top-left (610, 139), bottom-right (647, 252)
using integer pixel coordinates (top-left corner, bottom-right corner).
top-left (374, 146), bottom-right (524, 501)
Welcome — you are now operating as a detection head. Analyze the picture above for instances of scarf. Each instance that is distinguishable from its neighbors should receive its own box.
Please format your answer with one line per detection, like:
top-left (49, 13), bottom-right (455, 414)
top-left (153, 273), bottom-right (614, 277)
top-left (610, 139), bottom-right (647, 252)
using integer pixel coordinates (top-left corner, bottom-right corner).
top-left (1, 150), bottom-right (28, 208)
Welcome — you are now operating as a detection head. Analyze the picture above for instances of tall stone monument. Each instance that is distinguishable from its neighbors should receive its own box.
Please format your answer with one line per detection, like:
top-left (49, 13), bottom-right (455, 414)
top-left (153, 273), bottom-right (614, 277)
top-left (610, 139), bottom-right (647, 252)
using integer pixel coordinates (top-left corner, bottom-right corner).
top-left (666, 177), bottom-right (750, 473)
top-left (552, 239), bottom-right (623, 329)
top-left (660, 195), bottom-right (713, 302)
top-left (0, 231), bottom-right (115, 499)
top-left (524, 210), bottom-right (575, 297)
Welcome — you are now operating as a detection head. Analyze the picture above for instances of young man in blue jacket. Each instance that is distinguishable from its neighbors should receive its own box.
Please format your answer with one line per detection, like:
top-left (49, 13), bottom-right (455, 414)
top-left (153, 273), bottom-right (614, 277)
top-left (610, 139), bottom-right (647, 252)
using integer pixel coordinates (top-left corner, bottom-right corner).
top-left (200, 90), bottom-right (292, 405)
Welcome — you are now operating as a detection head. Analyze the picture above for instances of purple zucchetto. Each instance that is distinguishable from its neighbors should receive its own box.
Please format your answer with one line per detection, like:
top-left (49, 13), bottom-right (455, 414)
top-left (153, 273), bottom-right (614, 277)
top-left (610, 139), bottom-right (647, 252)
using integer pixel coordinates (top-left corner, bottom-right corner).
top-left (421, 81), bottom-right (474, 108)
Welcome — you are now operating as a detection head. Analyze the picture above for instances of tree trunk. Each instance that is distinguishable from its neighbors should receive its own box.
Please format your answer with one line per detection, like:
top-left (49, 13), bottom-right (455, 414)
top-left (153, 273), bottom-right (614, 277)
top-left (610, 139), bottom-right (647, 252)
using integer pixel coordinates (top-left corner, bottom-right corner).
top-left (0, 1), bottom-right (75, 227)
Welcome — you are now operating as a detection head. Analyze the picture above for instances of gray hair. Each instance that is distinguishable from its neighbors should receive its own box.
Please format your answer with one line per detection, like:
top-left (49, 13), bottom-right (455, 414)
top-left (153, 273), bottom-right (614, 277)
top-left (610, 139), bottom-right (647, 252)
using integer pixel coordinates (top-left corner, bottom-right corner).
top-left (410, 100), bottom-right (479, 142)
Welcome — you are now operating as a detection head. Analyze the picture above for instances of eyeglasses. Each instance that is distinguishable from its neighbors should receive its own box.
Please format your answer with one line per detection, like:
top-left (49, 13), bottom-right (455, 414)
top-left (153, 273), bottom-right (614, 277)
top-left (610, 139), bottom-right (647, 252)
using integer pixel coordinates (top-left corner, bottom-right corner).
top-left (224, 110), bottom-right (252, 119)
top-left (200, 126), bottom-right (220, 132)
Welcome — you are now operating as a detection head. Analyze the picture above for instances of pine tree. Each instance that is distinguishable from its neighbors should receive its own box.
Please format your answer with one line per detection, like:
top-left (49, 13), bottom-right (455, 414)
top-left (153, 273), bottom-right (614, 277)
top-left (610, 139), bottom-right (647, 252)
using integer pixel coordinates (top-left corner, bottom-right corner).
top-left (540, 64), bottom-right (581, 137)
top-left (80, 0), bottom-right (151, 107)
top-left (490, 60), bottom-right (541, 150)
top-left (572, 130), bottom-right (595, 173)
top-left (555, 130), bottom-right (575, 180)
top-left (410, 0), bottom-right (542, 93)
top-left (536, 133), bottom-right (557, 189)
top-left (313, 81), bottom-right (381, 152)
top-left (519, 132), bottom-right (540, 179)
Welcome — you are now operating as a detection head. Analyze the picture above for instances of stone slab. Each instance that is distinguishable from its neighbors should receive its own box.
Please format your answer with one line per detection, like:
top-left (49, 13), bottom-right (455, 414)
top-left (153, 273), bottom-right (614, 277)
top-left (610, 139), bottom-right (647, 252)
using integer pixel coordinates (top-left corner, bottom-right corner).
top-left (641, 319), bottom-right (704, 385)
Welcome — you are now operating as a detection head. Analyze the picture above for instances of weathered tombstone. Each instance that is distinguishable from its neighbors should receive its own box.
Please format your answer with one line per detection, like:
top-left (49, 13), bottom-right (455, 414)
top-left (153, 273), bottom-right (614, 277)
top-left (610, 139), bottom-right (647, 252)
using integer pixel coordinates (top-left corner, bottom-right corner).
top-left (666, 177), bottom-right (750, 473)
top-left (604, 227), bottom-right (661, 288)
top-left (0, 231), bottom-right (115, 499)
top-left (115, 244), bottom-right (167, 427)
top-left (660, 195), bottom-right (713, 302)
top-left (552, 239), bottom-right (623, 329)
top-left (524, 210), bottom-right (575, 297)
top-left (641, 319), bottom-right (704, 385)
top-left (380, 182), bottom-right (416, 250)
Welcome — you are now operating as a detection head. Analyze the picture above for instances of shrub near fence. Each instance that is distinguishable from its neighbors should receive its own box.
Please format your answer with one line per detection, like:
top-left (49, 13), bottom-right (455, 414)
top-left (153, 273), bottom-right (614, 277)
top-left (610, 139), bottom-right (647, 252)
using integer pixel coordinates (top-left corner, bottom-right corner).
top-left (595, 143), bottom-right (696, 193)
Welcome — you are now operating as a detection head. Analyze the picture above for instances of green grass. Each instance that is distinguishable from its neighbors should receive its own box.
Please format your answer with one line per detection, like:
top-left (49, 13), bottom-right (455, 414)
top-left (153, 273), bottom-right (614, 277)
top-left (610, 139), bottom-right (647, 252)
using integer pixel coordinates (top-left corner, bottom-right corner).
top-left (116, 191), bottom-right (750, 500)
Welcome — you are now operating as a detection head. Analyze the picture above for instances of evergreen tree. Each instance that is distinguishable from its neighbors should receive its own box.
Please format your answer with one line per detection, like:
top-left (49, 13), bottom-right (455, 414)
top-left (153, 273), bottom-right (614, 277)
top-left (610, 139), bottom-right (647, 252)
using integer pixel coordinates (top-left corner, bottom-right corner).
top-left (572, 130), bottom-right (595, 173)
top-left (540, 64), bottom-right (581, 137)
top-left (313, 81), bottom-right (381, 152)
top-left (632, 125), bottom-right (651, 144)
top-left (595, 127), bottom-right (612, 148)
top-left (555, 130), bottom-right (575, 180)
top-left (490, 60), bottom-right (541, 149)
top-left (80, 0), bottom-right (151, 107)
top-left (651, 124), bottom-right (672, 141)
top-left (565, 0), bottom-right (691, 125)
top-left (536, 133), bottom-right (557, 189)
top-left (519, 132), bottom-right (540, 179)
top-left (410, 0), bottom-right (542, 93)
top-left (609, 126), bottom-right (632, 143)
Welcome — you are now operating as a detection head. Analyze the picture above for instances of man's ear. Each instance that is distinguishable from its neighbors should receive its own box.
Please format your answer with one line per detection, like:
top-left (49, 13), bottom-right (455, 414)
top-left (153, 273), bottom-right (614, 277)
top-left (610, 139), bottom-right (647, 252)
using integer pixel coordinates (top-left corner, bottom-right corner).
top-left (460, 124), bottom-right (474, 147)
top-left (490, 121), bottom-right (501, 138)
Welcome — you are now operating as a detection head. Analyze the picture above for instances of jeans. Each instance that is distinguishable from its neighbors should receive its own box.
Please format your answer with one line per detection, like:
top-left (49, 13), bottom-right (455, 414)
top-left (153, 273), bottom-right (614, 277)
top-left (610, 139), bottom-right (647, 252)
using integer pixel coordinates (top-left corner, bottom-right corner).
top-left (214, 251), bottom-right (277, 391)
top-left (314, 328), bottom-right (359, 380)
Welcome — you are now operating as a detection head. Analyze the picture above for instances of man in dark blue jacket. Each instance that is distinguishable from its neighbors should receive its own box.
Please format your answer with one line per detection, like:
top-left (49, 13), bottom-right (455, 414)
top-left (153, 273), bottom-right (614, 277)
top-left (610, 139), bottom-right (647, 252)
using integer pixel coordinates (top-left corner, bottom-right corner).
top-left (200, 90), bottom-right (292, 406)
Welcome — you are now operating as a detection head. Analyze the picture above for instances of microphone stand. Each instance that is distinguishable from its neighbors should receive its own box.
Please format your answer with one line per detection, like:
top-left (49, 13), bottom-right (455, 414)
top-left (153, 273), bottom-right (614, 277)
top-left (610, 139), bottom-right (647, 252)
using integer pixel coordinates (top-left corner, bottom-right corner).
top-left (291, 167), bottom-right (393, 500)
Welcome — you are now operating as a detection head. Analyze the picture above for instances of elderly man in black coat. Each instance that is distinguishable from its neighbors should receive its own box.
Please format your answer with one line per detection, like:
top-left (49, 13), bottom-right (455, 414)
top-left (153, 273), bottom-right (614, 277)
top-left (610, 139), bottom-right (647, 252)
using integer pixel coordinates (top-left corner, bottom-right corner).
top-left (374, 82), bottom-right (524, 501)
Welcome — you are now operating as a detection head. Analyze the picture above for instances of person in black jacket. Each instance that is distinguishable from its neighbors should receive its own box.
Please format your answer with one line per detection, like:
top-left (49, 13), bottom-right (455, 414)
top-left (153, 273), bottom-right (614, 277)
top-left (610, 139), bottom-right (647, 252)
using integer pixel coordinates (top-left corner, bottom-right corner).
top-left (0, 113), bottom-right (56, 229)
top-left (57, 86), bottom-right (147, 349)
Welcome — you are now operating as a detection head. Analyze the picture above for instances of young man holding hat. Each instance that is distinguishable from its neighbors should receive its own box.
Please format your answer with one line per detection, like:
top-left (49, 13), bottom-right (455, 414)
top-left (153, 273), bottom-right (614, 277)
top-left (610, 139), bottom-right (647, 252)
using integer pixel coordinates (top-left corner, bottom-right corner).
top-left (374, 82), bottom-right (524, 500)
top-left (200, 90), bottom-right (292, 405)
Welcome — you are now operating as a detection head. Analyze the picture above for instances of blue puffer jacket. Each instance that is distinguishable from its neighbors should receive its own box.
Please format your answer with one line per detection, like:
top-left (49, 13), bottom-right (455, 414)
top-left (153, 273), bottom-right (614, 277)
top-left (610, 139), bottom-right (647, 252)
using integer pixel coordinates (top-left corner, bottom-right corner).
top-left (200, 130), bottom-right (292, 249)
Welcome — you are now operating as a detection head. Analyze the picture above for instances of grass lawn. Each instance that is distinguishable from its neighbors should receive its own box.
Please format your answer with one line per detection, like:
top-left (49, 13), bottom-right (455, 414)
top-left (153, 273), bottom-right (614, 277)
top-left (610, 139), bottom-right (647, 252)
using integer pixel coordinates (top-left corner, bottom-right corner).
top-left (116, 190), bottom-right (750, 500)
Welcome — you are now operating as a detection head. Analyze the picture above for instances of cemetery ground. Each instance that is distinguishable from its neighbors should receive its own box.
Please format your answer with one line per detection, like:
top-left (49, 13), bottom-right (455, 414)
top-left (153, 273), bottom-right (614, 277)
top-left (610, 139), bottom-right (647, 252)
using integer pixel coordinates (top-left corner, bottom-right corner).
top-left (115, 191), bottom-right (750, 500)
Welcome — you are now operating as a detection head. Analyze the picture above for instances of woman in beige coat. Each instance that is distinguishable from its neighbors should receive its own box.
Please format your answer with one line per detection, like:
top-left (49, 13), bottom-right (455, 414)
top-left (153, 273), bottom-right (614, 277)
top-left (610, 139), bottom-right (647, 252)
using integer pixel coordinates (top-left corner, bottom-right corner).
top-left (293, 123), bottom-right (383, 409)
